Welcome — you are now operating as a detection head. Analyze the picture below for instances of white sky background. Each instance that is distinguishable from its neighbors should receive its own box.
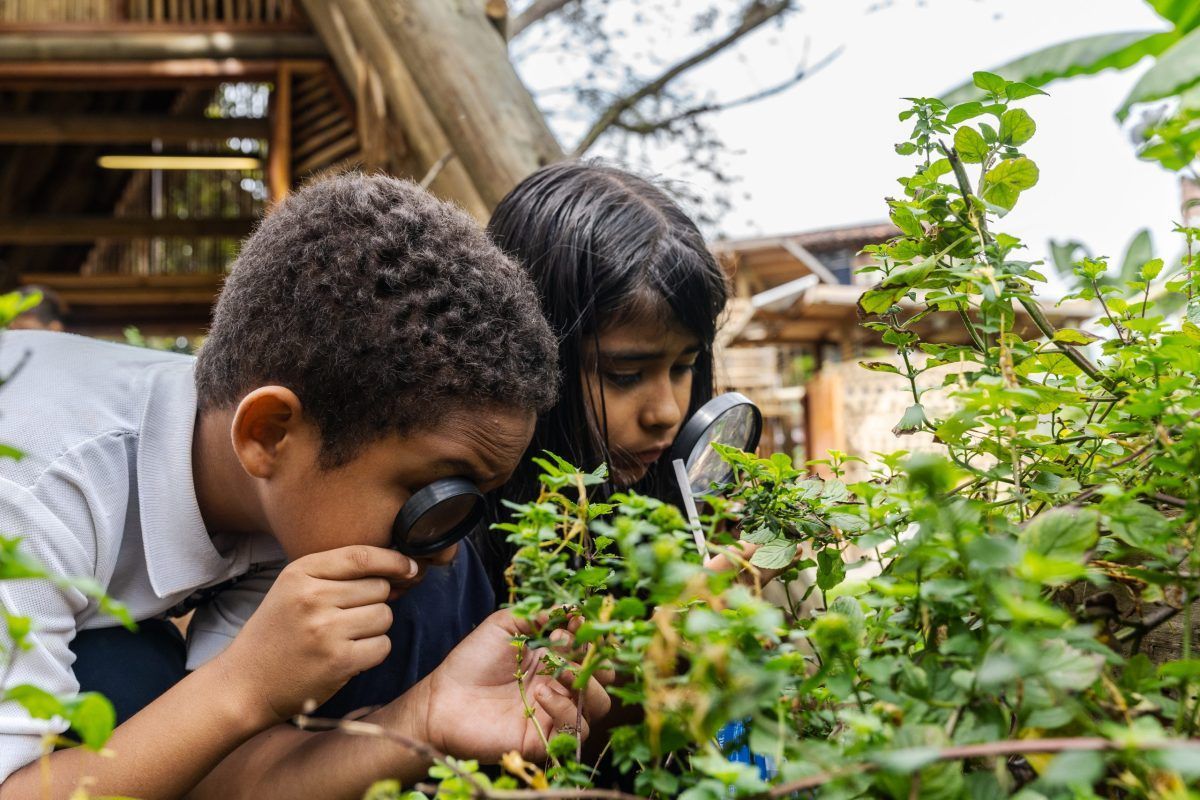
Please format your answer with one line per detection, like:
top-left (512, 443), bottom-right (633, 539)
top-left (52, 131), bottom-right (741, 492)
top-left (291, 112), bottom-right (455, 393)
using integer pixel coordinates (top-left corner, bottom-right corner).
top-left (514, 0), bottom-right (1184, 270)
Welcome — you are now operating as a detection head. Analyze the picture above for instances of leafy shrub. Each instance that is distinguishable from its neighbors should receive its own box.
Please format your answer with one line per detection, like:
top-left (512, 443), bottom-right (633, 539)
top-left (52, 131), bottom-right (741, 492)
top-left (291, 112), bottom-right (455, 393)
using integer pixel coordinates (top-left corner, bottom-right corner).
top-left (379, 70), bottom-right (1200, 800)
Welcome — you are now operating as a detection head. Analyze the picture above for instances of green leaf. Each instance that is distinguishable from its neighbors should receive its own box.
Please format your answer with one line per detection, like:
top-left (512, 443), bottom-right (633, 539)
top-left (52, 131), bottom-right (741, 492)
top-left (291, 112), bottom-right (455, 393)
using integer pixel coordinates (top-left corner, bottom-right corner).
top-left (0, 444), bottom-right (24, 461)
top-left (1052, 328), bottom-right (1101, 345)
top-left (972, 71), bottom-right (1008, 95)
top-left (999, 108), bottom-right (1036, 145)
top-left (881, 257), bottom-right (937, 289)
top-left (943, 31), bottom-right (1174, 104)
top-left (1120, 27), bottom-right (1200, 118)
top-left (1039, 749), bottom-right (1105, 787)
top-left (945, 101), bottom-right (985, 124)
top-left (1004, 82), bottom-right (1049, 101)
top-left (816, 548), bottom-right (847, 591)
top-left (953, 126), bottom-right (989, 163)
top-left (982, 156), bottom-right (1039, 209)
top-left (0, 536), bottom-right (48, 580)
top-left (860, 361), bottom-right (902, 375)
top-left (5, 684), bottom-right (66, 720)
top-left (613, 596), bottom-right (646, 620)
top-left (5, 612), bottom-right (32, 650)
top-left (547, 731), bottom-right (579, 761)
top-left (750, 538), bottom-right (795, 570)
top-left (1154, 744), bottom-right (1200, 777)
top-left (858, 286), bottom-right (907, 315)
top-left (1019, 508), bottom-right (1099, 560)
top-left (1107, 500), bottom-right (1170, 551)
top-left (827, 512), bottom-right (867, 532)
top-left (1149, 0), bottom-right (1200, 32)
top-left (64, 692), bottom-right (116, 750)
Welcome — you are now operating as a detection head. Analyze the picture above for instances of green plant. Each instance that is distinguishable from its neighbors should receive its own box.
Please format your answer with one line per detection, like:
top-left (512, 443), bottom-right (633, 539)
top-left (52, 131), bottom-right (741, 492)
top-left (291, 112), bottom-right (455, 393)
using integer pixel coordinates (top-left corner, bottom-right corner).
top-left (364, 71), bottom-right (1200, 799)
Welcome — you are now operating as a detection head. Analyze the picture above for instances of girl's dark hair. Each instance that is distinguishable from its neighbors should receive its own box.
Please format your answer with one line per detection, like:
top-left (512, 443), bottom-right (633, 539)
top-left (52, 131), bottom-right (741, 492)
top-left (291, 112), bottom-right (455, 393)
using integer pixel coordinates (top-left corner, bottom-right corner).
top-left (474, 160), bottom-right (728, 596)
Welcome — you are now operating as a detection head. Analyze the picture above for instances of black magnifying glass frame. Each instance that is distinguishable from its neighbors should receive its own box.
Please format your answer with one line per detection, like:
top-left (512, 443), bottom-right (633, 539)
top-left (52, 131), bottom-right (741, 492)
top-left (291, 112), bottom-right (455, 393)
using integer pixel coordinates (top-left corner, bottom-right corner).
top-left (391, 477), bottom-right (486, 557)
top-left (669, 391), bottom-right (763, 494)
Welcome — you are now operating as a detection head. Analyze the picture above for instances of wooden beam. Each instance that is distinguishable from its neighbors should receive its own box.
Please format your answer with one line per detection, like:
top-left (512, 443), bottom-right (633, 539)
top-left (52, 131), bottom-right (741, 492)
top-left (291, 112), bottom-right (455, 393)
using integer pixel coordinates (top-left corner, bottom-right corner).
top-left (17, 273), bottom-right (224, 310)
top-left (0, 33), bottom-right (325, 61)
top-left (0, 22), bottom-right (310, 35)
top-left (268, 63), bottom-right (292, 201)
top-left (0, 58), bottom-right (326, 87)
top-left (780, 238), bottom-right (840, 284)
top-left (0, 114), bottom-right (269, 144)
top-left (0, 217), bottom-right (255, 244)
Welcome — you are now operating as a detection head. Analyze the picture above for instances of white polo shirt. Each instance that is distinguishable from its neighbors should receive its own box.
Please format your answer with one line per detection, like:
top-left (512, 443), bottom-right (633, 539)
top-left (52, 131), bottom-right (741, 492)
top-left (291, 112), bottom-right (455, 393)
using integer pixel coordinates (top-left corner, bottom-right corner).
top-left (0, 331), bottom-right (284, 782)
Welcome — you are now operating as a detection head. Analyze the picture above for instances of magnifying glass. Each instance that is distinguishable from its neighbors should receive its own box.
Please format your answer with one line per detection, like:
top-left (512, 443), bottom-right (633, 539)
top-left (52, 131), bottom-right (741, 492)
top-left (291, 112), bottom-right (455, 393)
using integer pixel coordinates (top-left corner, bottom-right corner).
top-left (669, 392), bottom-right (763, 557)
top-left (391, 477), bottom-right (485, 557)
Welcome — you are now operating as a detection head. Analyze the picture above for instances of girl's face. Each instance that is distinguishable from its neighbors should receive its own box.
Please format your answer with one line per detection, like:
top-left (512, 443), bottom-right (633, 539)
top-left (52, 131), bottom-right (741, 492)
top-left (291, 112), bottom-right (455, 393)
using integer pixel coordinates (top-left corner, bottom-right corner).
top-left (582, 314), bottom-right (701, 488)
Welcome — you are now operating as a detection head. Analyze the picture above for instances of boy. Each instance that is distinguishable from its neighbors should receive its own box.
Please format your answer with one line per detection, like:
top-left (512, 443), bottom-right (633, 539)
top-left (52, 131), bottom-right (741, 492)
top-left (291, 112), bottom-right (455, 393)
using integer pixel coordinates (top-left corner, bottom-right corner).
top-left (0, 174), bottom-right (608, 798)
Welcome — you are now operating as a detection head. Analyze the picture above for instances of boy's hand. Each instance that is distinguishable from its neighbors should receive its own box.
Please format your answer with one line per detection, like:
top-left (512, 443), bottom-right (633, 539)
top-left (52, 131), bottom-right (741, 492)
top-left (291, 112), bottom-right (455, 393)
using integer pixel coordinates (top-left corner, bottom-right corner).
top-left (216, 545), bottom-right (418, 725)
top-left (403, 609), bottom-right (611, 763)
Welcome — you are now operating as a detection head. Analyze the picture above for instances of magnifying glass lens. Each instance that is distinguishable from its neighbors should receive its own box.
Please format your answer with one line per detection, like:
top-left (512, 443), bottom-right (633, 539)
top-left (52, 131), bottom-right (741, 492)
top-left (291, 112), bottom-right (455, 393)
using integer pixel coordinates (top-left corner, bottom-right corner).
top-left (393, 477), bottom-right (485, 556)
top-left (406, 493), bottom-right (481, 547)
top-left (685, 403), bottom-right (759, 494)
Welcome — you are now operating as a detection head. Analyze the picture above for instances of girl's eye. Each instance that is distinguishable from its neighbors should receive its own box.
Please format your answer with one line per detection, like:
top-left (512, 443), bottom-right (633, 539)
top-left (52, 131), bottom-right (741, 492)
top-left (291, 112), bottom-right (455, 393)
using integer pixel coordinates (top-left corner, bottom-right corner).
top-left (604, 371), bottom-right (641, 389)
top-left (671, 362), bottom-right (698, 378)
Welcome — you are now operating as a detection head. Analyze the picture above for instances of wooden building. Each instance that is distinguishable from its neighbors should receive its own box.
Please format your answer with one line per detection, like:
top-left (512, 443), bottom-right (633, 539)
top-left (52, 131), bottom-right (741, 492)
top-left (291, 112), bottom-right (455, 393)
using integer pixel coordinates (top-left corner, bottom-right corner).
top-left (713, 223), bottom-right (1098, 470)
top-left (0, 0), bottom-right (560, 335)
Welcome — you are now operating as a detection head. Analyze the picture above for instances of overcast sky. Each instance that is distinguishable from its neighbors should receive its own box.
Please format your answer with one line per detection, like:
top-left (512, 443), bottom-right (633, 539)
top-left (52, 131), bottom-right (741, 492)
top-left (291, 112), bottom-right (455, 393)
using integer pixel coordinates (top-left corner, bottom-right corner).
top-left (518, 0), bottom-right (1183, 270)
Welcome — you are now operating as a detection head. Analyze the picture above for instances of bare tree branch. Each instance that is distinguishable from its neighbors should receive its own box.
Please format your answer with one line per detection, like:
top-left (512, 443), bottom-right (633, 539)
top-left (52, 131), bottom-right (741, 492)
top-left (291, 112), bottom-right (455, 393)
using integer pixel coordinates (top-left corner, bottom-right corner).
top-left (570, 0), bottom-right (796, 156)
top-left (610, 45), bottom-right (842, 138)
top-left (510, 0), bottom-right (580, 39)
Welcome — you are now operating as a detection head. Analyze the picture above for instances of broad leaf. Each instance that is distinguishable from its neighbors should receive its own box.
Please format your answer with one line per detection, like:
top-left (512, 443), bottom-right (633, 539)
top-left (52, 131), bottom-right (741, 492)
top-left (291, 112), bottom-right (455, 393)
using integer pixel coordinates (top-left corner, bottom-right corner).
top-left (982, 157), bottom-right (1039, 209)
top-left (1121, 26), bottom-right (1200, 117)
top-left (750, 538), bottom-right (795, 570)
top-left (953, 126), bottom-right (988, 163)
top-left (999, 108), bottom-right (1036, 146)
top-left (943, 31), bottom-right (1174, 104)
top-left (1148, 0), bottom-right (1200, 33)
top-left (1019, 508), bottom-right (1099, 560)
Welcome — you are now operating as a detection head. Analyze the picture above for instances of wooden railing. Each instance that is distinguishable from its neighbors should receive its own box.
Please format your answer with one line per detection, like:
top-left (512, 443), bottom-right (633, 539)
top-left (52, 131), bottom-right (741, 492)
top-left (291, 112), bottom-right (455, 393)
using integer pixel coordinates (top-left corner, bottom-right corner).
top-left (0, 0), bottom-right (302, 28)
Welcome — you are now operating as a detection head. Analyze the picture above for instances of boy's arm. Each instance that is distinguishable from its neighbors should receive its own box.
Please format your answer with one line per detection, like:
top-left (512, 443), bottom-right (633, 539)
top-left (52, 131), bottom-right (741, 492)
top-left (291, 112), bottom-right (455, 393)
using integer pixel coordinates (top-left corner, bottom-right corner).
top-left (0, 545), bottom-right (416, 799)
top-left (0, 653), bottom-right (271, 799)
top-left (187, 609), bottom-right (612, 800)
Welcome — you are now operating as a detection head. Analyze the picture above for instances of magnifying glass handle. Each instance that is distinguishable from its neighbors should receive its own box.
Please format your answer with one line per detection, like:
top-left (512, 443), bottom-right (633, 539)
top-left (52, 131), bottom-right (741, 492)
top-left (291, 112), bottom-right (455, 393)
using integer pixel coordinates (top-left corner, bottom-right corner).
top-left (672, 458), bottom-right (707, 558)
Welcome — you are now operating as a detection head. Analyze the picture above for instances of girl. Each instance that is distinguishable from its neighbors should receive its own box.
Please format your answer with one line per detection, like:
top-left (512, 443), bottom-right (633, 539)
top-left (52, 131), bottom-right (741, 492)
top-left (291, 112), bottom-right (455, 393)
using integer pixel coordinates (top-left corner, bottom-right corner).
top-left (475, 159), bottom-right (729, 597)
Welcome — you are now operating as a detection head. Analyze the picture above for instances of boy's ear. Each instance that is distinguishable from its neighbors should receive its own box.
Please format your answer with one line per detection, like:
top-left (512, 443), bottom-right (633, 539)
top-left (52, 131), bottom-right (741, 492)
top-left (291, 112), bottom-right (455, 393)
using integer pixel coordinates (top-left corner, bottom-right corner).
top-left (230, 386), bottom-right (306, 479)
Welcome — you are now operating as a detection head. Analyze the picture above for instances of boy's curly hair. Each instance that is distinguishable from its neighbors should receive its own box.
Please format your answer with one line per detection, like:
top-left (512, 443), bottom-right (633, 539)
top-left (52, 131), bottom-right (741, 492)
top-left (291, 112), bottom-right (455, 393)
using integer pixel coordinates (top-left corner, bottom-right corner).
top-left (195, 173), bottom-right (558, 466)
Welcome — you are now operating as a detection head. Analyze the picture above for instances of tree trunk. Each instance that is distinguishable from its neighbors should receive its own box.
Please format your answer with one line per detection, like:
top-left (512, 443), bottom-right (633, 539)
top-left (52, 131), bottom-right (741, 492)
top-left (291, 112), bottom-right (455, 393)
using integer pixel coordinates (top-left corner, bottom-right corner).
top-left (299, 0), bottom-right (491, 218)
top-left (353, 0), bottom-right (562, 209)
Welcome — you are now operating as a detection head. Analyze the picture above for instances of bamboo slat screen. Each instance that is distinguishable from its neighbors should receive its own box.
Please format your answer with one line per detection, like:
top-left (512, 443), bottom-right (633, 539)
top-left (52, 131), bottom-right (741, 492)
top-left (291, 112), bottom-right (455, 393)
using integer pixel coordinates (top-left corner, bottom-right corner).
top-left (0, 0), bottom-right (298, 25)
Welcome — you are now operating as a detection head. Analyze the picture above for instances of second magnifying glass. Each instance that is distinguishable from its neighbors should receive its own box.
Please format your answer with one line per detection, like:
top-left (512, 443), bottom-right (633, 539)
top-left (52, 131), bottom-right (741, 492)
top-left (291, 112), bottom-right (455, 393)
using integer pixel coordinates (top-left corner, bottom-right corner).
top-left (669, 392), bottom-right (763, 557)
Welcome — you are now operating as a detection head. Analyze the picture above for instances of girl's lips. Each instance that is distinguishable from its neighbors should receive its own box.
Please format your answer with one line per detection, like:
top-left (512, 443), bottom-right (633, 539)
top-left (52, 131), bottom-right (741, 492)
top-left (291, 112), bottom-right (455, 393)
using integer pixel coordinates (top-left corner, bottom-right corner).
top-left (635, 446), bottom-right (668, 465)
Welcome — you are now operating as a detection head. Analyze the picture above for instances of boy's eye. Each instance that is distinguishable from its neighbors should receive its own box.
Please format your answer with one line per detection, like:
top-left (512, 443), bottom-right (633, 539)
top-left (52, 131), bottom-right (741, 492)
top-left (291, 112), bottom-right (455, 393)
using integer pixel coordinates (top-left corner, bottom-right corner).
top-left (603, 371), bottom-right (642, 389)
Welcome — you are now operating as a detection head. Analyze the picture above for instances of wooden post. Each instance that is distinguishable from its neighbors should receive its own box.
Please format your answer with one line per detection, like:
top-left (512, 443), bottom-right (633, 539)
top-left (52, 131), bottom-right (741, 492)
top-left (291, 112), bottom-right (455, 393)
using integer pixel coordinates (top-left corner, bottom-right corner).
top-left (804, 367), bottom-right (845, 478)
top-left (268, 62), bottom-right (291, 202)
